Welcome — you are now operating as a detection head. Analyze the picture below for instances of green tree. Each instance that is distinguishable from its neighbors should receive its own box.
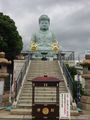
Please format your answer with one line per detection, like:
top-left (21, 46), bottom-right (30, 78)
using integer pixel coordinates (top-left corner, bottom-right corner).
top-left (0, 12), bottom-right (23, 60)
top-left (66, 64), bottom-right (77, 80)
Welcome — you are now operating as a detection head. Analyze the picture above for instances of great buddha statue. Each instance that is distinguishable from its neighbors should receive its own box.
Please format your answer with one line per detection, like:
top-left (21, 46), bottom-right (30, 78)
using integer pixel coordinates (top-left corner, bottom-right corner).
top-left (30, 15), bottom-right (60, 58)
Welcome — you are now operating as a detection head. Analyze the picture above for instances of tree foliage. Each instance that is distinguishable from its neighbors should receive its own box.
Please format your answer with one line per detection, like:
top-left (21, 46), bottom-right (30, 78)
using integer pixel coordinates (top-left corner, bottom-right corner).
top-left (66, 64), bottom-right (77, 80)
top-left (0, 12), bottom-right (23, 59)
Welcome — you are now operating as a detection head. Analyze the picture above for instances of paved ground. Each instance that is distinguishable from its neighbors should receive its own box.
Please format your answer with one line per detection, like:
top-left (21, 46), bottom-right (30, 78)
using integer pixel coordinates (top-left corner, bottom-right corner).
top-left (0, 110), bottom-right (31, 119)
top-left (0, 110), bottom-right (90, 120)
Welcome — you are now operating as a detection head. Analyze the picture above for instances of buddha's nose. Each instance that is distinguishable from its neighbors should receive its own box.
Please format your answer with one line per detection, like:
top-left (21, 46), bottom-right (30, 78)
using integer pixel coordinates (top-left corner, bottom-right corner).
top-left (43, 24), bottom-right (46, 27)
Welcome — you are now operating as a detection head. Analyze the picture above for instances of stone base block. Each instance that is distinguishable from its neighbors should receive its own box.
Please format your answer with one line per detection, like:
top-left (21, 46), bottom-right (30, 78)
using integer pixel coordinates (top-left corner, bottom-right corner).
top-left (81, 96), bottom-right (90, 104)
top-left (81, 103), bottom-right (90, 111)
top-left (84, 89), bottom-right (90, 96)
top-left (85, 84), bottom-right (90, 89)
top-left (81, 96), bottom-right (90, 111)
top-left (85, 80), bottom-right (90, 84)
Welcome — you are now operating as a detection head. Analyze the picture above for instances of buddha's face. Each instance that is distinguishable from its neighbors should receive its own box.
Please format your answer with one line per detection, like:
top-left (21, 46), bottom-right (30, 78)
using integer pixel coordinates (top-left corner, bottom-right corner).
top-left (39, 20), bottom-right (49, 31)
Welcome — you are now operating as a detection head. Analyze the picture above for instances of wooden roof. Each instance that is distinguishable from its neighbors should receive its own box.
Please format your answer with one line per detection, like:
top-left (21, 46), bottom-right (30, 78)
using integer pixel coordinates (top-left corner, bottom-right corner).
top-left (32, 76), bottom-right (61, 83)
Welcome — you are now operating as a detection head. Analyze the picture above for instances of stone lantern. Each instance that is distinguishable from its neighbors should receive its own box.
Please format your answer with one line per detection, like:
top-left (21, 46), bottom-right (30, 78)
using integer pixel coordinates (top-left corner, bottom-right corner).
top-left (80, 54), bottom-right (90, 113)
top-left (0, 52), bottom-right (11, 103)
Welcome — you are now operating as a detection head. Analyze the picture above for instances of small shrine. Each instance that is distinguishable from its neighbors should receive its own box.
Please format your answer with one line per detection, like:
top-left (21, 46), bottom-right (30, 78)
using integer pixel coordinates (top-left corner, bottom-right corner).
top-left (0, 52), bottom-right (11, 104)
top-left (80, 54), bottom-right (90, 112)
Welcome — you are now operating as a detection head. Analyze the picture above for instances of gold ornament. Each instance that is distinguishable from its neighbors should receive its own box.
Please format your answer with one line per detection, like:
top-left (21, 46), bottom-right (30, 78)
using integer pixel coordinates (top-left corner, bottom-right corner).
top-left (42, 107), bottom-right (49, 115)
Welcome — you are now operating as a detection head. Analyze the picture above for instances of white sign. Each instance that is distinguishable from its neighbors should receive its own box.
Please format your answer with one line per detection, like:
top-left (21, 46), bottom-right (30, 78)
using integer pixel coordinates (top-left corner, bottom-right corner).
top-left (60, 93), bottom-right (70, 119)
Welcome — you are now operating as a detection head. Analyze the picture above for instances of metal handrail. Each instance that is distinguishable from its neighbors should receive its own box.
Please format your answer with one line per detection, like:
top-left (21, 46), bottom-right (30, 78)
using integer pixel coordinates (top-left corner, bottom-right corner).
top-left (15, 55), bottom-right (30, 98)
top-left (58, 53), bottom-right (75, 101)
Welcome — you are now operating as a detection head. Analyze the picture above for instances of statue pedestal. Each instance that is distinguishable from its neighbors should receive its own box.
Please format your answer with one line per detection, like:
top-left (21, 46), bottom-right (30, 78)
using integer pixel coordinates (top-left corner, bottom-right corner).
top-left (31, 50), bottom-right (58, 60)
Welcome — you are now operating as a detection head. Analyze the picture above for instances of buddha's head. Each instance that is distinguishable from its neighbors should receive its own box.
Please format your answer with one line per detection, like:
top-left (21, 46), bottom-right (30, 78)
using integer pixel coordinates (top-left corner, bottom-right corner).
top-left (39, 15), bottom-right (50, 31)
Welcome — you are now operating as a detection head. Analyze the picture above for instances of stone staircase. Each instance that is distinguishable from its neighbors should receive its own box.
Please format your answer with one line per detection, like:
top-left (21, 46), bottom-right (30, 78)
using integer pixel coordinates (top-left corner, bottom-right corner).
top-left (11, 60), bottom-right (68, 115)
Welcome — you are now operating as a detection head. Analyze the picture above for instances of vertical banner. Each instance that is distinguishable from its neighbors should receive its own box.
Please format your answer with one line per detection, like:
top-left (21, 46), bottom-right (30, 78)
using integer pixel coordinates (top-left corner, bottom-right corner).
top-left (60, 93), bottom-right (70, 119)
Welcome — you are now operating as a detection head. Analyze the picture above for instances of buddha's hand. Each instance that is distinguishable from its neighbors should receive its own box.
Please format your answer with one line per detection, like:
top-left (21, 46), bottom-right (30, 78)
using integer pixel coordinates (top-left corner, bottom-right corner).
top-left (51, 42), bottom-right (60, 53)
top-left (30, 42), bottom-right (38, 51)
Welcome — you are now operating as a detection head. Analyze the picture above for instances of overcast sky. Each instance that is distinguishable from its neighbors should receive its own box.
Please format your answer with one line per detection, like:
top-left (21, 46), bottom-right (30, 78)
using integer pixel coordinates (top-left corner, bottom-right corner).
top-left (0, 0), bottom-right (90, 58)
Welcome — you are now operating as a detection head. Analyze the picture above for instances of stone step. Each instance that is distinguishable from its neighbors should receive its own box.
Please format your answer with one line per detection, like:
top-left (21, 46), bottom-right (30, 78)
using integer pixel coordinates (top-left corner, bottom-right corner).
top-left (21, 87), bottom-right (32, 89)
top-left (71, 110), bottom-right (79, 116)
top-left (22, 86), bottom-right (66, 91)
top-left (29, 67), bottom-right (59, 69)
top-left (11, 108), bottom-right (32, 115)
top-left (81, 96), bottom-right (90, 103)
top-left (30, 63), bottom-right (58, 65)
top-left (20, 93), bottom-right (64, 98)
top-left (84, 89), bottom-right (90, 95)
top-left (18, 98), bottom-right (56, 103)
top-left (81, 102), bottom-right (90, 111)
top-left (22, 85), bottom-right (32, 87)
top-left (19, 96), bottom-right (32, 99)
top-left (27, 75), bottom-right (63, 78)
top-left (28, 72), bottom-right (62, 75)
top-left (21, 87), bottom-right (32, 90)
top-left (20, 93), bottom-right (32, 96)
top-left (21, 86), bottom-right (66, 91)
top-left (29, 70), bottom-right (60, 72)
top-left (22, 87), bottom-right (31, 90)
top-left (18, 100), bottom-right (32, 104)
top-left (19, 94), bottom-right (56, 99)
top-left (17, 103), bottom-right (32, 108)
top-left (15, 60), bottom-right (68, 112)
top-left (21, 90), bottom-right (32, 93)
top-left (27, 76), bottom-right (63, 79)
top-left (81, 110), bottom-right (90, 115)
top-left (20, 91), bottom-right (67, 98)
top-left (23, 82), bottom-right (32, 84)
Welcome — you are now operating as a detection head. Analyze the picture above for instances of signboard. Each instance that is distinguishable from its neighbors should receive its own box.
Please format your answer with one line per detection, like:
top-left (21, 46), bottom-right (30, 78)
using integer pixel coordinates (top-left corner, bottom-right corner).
top-left (60, 93), bottom-right (70, 119)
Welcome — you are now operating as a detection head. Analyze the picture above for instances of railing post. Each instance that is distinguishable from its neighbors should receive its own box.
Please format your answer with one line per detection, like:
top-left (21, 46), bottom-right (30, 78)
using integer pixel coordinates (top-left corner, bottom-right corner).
top-left (15, 80), bottom-right (17, 101)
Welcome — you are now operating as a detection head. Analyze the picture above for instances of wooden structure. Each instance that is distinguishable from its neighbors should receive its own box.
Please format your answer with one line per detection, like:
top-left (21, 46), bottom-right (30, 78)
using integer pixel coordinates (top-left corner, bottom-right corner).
top-left (32, 76), bottom-right (60, 120)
